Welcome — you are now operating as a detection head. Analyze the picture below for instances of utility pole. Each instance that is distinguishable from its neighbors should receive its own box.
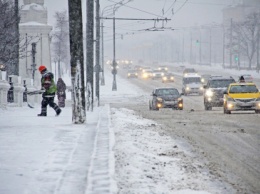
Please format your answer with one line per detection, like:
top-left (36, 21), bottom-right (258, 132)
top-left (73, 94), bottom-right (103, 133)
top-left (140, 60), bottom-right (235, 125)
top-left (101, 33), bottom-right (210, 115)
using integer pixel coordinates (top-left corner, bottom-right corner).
top-left (190, 31), bottom-right (193, 64)
top-left (112, 14), bottom-right (117, 91)
top-left (31, 43), bottom-right (36, 81)
top-left (95, 0), bottom-right (100, 106)
top-left (101, 17), bottom-right (170, 90)
top-left (86, 0), bottom-right (94, 111)
top-left (222, 25), bottom-right (225, 68)
top-left (199, 29), bottom-right (202, 65)
top-left (182, 31), bottom-right (184, 64)
top-left (230, 18), bottom-right (233, 68)
top-left (209, 27), bottom-right (212, 65)
top-left (100, 20), bottom-right (105, 85)
top-left (257, 27), bottom-right (259, 73)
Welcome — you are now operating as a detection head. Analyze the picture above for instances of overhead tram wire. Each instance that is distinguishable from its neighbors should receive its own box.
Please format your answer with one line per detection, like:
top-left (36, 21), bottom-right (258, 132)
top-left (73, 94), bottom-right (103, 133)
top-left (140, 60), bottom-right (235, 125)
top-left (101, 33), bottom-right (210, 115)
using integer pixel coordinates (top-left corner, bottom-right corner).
top-left (107, 0), bottom-right (166, 19)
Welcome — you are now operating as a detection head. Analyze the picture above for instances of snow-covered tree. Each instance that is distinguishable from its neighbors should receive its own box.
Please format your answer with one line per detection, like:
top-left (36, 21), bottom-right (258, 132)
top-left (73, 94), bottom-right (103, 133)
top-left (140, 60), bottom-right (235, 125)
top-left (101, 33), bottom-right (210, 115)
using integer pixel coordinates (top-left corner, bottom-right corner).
top-left (0, 0), bottom-right (19, 75)
top-left (68, 0), bottom-right (86, 124)
top-left (51, 10), bottom-right (70, 77)
top-left (230, 12), bottom-right (260, 70)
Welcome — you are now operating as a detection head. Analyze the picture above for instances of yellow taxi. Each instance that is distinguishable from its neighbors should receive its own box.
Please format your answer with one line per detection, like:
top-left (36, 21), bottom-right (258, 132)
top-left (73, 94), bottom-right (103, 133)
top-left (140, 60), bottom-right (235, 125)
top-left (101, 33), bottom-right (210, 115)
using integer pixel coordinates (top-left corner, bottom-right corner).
top-left (223, 82), bottom-right (260, 114)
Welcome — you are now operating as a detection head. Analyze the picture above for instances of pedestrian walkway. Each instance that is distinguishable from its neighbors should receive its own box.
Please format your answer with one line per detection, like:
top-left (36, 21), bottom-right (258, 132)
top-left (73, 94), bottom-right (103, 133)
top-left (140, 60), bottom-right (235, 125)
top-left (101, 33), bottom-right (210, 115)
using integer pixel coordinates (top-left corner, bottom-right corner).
top-left (0, 103), bottom-right (116, 194)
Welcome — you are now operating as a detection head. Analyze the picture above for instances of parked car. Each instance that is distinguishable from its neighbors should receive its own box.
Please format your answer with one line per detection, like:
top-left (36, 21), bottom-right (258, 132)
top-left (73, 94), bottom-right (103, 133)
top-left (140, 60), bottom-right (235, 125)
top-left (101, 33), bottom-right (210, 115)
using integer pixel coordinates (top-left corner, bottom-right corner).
top-left (223, 82), bottom-right (260, 114)
top-left (149, 87), bottom-right (183, 110)
top-left (127, 70), bottom-right (138, 78)
top-left (162, 72), bottom-right (175, 83)
top-left (182, 73), bottom-right (203, 95)
top-left (203, 76), bottom-right (236, 110)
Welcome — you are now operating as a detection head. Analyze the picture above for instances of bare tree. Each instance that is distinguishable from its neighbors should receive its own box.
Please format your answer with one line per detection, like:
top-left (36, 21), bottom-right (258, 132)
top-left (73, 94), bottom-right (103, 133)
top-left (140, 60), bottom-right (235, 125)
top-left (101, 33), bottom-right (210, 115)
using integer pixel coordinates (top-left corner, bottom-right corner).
top-left (231, 12), bottom-right (260, 70)
top-left (51, 10), bottom-right (70, 77)
top-left (68, 0), bottom-right (86, 124)
top-left (0, 0), bottom-right (37, 75)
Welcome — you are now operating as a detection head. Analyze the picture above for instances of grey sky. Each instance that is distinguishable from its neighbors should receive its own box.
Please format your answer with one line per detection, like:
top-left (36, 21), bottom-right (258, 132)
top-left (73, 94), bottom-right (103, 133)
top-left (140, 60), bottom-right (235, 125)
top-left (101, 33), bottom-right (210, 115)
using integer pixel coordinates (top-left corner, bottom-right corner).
top-left (44, 0), bottom-right (234, 27)
top-left (42, 0), bottom-right (236, 59)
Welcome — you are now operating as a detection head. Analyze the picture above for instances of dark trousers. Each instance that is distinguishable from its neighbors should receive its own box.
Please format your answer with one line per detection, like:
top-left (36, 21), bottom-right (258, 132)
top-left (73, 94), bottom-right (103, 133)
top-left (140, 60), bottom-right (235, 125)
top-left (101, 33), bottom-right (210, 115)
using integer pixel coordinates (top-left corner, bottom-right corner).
top-left (40, 96), bottom-right (61, 115)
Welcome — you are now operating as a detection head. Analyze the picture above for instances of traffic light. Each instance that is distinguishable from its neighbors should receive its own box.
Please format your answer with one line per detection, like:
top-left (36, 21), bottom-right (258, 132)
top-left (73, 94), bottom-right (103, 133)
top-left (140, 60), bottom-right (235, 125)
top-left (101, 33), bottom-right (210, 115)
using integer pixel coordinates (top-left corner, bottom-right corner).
top-left (196, 40), bottom-right (199, 45)
top-left (235, 55), bottom-right (239, 61)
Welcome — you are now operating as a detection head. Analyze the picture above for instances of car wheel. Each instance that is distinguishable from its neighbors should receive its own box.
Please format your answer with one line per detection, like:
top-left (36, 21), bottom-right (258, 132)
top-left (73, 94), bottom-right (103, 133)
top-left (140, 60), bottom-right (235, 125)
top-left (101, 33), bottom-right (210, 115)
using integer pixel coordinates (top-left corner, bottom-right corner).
top-left (255, 110), bottom-right (260, 114)
top-left (224, 106), bottom-right (231, 114)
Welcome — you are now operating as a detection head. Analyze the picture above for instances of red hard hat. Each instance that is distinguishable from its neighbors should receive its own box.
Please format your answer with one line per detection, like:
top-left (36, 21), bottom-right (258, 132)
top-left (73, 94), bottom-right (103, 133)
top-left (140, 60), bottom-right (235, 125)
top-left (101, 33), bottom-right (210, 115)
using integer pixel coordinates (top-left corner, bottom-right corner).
top-left (38, 65), bottom-right (46, 72)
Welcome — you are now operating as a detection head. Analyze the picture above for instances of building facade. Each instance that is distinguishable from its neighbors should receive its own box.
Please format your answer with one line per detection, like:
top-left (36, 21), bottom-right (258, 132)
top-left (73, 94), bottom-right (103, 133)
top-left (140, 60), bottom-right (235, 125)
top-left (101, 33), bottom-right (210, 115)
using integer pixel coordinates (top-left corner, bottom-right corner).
top-left (19, 0), bottom-right (52, 87)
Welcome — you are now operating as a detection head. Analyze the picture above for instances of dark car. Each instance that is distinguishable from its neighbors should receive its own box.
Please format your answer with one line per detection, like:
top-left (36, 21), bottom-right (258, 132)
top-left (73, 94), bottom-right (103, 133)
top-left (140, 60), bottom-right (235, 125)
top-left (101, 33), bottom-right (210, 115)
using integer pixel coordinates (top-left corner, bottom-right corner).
top-left (127, 70), bottom-right (138, 78)
top-left (162, 72), bottom-right (175, 83)
top-left (157, 66), bottom-right (168, 72)
top-left (183, 68), bottom-right (197, 76)
top-left (201, 74), bottom-right (211, 84)
top-left (149, 87), bottom-right (183, 110)
top-left (203, 76), bottom-right (236, 110)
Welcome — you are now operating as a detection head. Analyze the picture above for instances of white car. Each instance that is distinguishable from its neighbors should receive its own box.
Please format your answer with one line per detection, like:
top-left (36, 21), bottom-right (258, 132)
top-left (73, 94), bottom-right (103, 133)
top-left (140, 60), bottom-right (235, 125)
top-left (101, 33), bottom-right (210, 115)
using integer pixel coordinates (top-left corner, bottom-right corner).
top-left (182, 73), bottom-right (203, 95)
top-left (238, 74), bottom-right (253, 83)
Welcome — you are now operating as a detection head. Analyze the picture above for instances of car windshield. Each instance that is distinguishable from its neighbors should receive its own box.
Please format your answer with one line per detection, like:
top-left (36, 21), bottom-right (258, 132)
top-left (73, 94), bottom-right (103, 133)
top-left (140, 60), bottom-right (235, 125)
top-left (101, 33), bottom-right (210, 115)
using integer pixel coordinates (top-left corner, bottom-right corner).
top-left (209, 79), bottom-right (234, 88)
top-left (156, 89), bottom-right (179, 96)
top-left (184, 69), bottom-right (196, 73)
top-left (183, 77), bottom-right (201, 84)
top-left (128, 70), bottom-right (136, 73)
top-left (229, 85), bottom-right (258, 93)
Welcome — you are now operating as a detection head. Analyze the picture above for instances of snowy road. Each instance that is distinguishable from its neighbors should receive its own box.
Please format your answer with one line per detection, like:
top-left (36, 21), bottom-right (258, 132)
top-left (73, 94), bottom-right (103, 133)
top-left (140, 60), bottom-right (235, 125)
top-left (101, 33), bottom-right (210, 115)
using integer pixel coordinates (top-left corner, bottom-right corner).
top-left (110, 64), bottom-right (260, 194)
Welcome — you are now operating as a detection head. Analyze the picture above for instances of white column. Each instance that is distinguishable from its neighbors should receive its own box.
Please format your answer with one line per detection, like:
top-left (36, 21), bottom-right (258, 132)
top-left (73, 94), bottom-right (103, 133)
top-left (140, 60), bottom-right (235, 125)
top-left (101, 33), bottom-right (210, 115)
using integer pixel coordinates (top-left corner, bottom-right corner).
top-left (0, 71), bottom-right (10, 109)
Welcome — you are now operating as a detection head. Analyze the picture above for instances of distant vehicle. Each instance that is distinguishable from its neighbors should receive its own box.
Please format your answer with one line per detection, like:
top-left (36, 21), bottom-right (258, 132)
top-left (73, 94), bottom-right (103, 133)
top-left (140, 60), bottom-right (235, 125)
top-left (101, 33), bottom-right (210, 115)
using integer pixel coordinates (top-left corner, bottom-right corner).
top-left (203, 76), bottom-right (236, 110)
top-left (162, 72), bottom-right (174, 83)
top-left (183, 68), bottom-right (197, 76)
top-left (157, 66), bottom-right (168, 72)
top-left (238, 74), bottom-right (253, 83)
top-left (223, 82), bottom-right (260, 114)
top-left (141, 69), bottom-right (153, 79)
top-left (201, 74), bottom-right (211, 84)
top-left (127, 70), bottom-right (138, 78)
top-left (151, 69), bottom-right (164, 80)
top-left (149, 87), bottom-right (183, 110)
top-left (182, 73), bottom-right (203, 95)
top-left (142, 67), bottom-right (152, 73)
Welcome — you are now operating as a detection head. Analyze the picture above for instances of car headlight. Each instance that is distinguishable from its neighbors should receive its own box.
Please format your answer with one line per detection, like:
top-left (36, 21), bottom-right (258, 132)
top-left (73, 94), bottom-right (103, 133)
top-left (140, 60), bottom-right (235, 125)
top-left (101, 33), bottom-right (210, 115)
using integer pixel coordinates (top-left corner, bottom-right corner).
top-left (157, 97), bottom-right (163, 102)
top-left (201, 78), bottom-right (205, 83)
top-left (135, 73), bottom-right (138, 76)
top-left (170, 77), bottom-right (174, 80)
top-left (161, 73), bottom-right (164, 76)
top-left (186, 87), bottom-right (190, 91)
top-left (165, 68), bottom-right (168, 70)
top-left (163, 77), bottom-right (167, 80)
top-left (205, 90), bottom-right (213, 97)
top-left (199, 86), bottom-right (203, 90)
top-left (128, 73), bottom-right (130, 76)
top-left (153, 73), bottom-right (156, 76)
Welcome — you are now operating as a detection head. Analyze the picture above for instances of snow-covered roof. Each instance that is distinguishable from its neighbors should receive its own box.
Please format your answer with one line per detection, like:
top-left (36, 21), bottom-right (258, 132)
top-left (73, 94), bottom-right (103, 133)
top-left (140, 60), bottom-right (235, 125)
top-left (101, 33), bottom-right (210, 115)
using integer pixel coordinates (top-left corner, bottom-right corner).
top-left (19, 21), bottom-right (46, 26)
top-left (21, 3), bottom-right (46, 11)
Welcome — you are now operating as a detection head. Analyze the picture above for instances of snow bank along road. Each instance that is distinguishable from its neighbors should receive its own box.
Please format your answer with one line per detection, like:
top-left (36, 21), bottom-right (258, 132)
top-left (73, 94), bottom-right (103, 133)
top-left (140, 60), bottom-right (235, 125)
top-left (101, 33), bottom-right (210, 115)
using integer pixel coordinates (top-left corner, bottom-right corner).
top-left (111, 65), bottom-right (260, 194)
